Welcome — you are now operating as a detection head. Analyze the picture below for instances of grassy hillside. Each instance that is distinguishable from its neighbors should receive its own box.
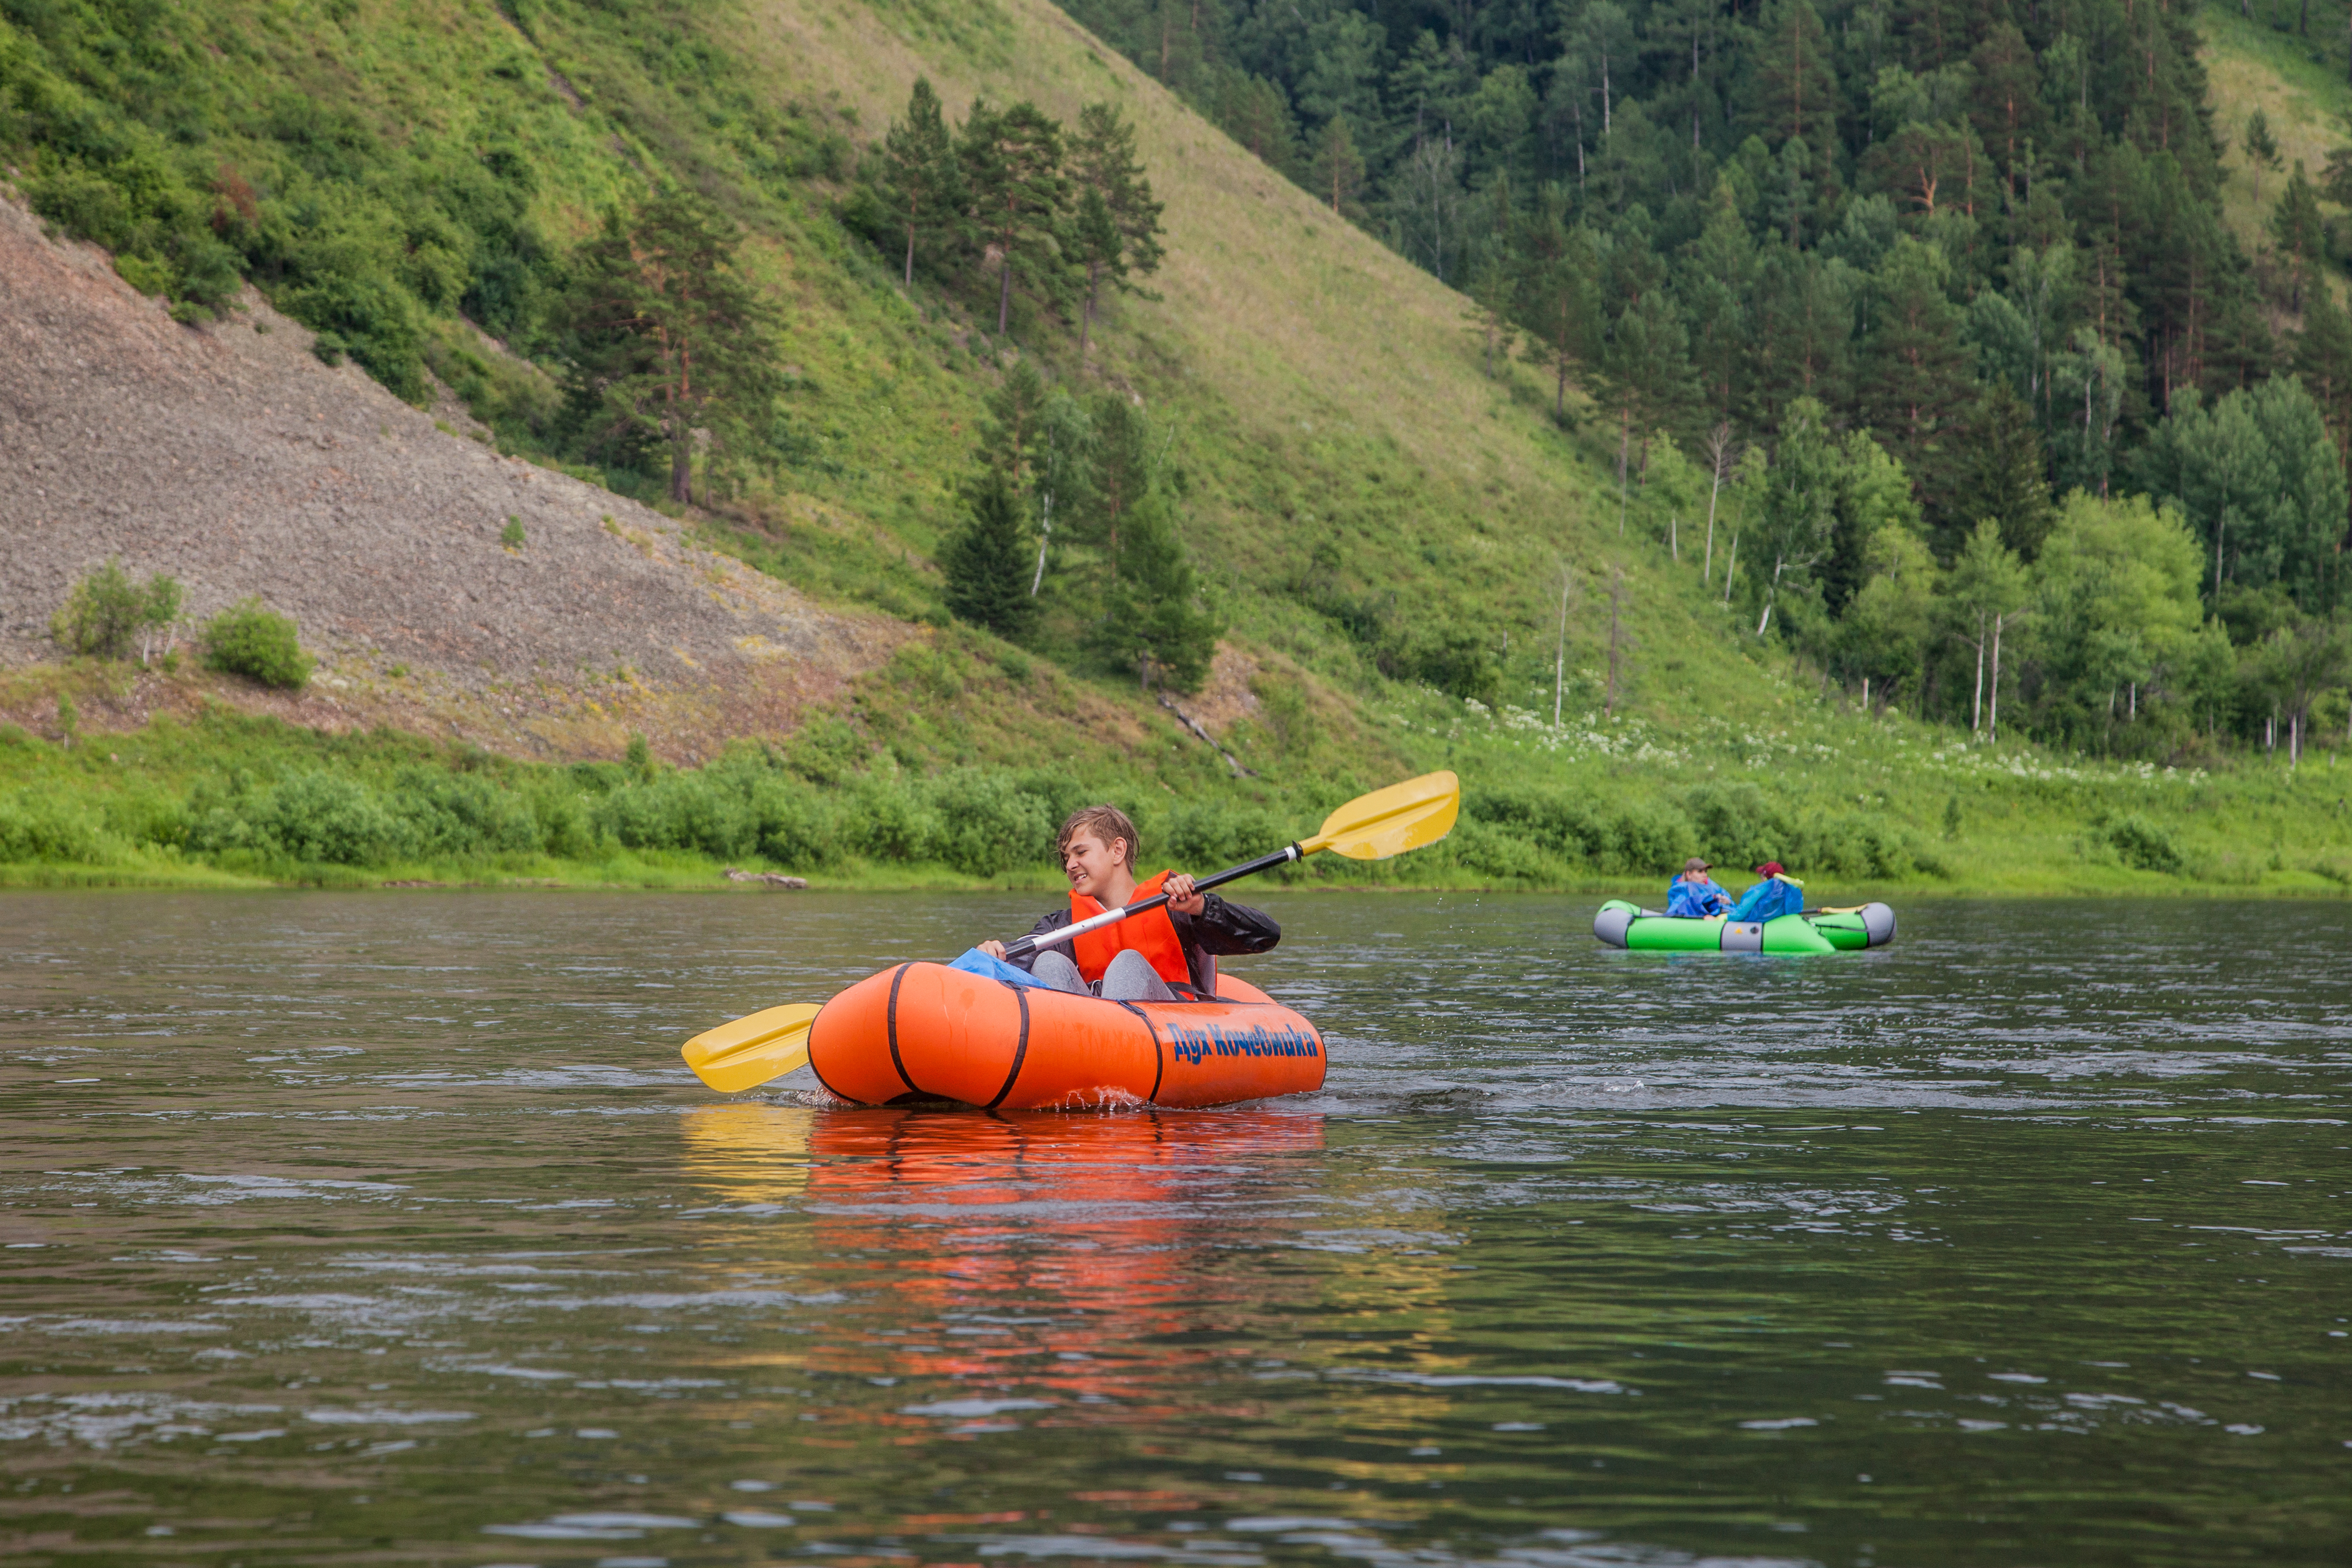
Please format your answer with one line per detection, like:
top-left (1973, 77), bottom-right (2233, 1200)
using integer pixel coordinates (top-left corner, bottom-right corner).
top-left (3, 0), bottom-right (2350, 898)
top-left (2204, 3), bottom-right (2352, 269)
top-left (0, 0), bottom-right (1723, 689)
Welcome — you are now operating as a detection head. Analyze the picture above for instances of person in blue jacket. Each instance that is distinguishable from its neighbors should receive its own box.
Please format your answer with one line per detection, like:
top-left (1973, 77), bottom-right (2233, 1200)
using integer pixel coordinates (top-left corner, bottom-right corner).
top-left (1725, 861), bottom-right (1806, 922)
top-left (1666, 857), bottom-right (1733, 917)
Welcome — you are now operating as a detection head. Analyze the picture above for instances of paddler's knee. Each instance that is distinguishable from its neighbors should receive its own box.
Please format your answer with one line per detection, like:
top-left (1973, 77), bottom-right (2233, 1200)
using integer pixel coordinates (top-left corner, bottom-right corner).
top-left (1030, 950), bottom-right (1089, 996)
top-left (1098, 948), bottom-right (1175, 1003)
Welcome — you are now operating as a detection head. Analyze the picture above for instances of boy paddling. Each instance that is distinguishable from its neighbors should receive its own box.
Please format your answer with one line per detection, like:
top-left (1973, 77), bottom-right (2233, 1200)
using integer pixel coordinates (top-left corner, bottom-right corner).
top-left (978, 805), bottom-right (1281, 1001)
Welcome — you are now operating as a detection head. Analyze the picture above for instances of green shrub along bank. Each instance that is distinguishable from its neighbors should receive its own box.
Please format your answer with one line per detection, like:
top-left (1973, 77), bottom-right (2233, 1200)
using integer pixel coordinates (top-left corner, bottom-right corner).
top-left (3, 696), bottom-right (2349, 894)
top-left (199, 599), bottom-right (312, 690)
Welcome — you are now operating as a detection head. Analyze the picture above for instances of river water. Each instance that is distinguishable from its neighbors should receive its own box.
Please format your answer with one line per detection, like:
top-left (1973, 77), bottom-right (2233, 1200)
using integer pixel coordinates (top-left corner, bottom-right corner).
top-left (1, 891), bottom-right (2346, 1566)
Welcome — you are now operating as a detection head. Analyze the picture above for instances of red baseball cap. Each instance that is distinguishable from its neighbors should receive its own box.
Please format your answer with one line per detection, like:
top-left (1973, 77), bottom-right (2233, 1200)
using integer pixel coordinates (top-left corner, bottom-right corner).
top-left (1753, 861), bottom-right (1785, 876)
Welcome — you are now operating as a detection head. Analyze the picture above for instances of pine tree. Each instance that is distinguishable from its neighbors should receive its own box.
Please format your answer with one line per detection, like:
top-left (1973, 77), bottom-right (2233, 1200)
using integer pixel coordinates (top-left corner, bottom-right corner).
top-left (1682, 176), bottom-right (1752, 421)
top-left (2244, 108), bottom-right (2282, 205)
top-left (1959, 382), bottom-right (2055, 561)
top-left (1465, 250), bottom-right (1517, 378)
top-left (1308, 115), bottom-right (1367, 218)
top-left (1514, 199), bottom-right (1601, 420)
top-left (1602, 285), bottom-right (1700, 520)
top-left (1744, 243), bottom-right (1851, 433)
top-left (1744, 0), bottom-right (1841, 164)
top-left (876, 77), bottom-right (958, 287)
top-left (564, 189), bottom-right (784, 504)
top-left (2293, 275), bottom-right (2352, 473)
top-left (2271, 162), bottom-right (2327, 312)
top-left (1968, 23), bottom-right (2045, 218)
top-left (1857, 236), bottom-right (1972, 530)
top-left (2320, 143), bottom-right (2352, 209)
top-left (1221, 74), bottom-right (1299, 173)
top-left (1387, 28), bottom-right (1476, 152)
top-left (981, 357), bottom-right (1051, 491)
top-left (960, 99), bottom-right (1069, 336)
top-left (1066, 102), bottom-right (1166, 366)
top-left (1462, 173), bottom-right (1518, 377)
top-left (1074, 391), bottom-right (1154, 581)
top-left (1864, 121), bottom-right (1989, 226)
top-left (941, 469), bottom-right (1038, 639)
top-left (1092, 491), bottom-right (1222, 691)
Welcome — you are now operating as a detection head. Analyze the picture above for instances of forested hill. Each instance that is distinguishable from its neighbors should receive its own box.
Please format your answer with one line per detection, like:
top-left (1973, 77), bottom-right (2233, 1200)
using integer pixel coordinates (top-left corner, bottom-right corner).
top-left (1064, 0), bottom-right (2352, 743)
top-left (1065, 1), bottom-right (2296, 497)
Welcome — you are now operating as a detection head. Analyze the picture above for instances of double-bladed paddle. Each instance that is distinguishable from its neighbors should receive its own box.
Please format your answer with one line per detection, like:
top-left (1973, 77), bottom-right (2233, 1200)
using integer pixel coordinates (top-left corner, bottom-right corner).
top-left (678, 769), bottom-right (1460, 1094)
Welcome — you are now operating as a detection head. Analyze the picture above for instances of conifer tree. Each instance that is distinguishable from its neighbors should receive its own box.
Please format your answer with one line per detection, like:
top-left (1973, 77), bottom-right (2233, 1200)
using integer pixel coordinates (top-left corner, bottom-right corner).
top-left (1462, 174), bottom-right (1518, 377)
top-left (2292, 276), bottom-right (2352, 471)
top-left (1857, 236), bottom-right (1973, 528)
top-left (1744, 243), bottom-right (1851, 432)
top-left (981, 358), bottom-right (1052, 492)
top-left (2320, 142), bottom-right (2352, 209)
top-left (1466, 250), bottom-right (1516, 378)
top-left (877, 78), bottom-right (958, 287)
top-left (2244, 109), bottom-right (2282, 205)
top-left (1682, 177), bottom-right (1752, 421)
top-left (1309, 115), bottom-right (1367, 218)
top-left (960, 99), bottom-right (1069, 336)
top-left (1092, 492), bottom-right (1221, 692)
top-left (1222, 75), bottom-right (1300, 173)
top-left (1515, 203), bottom-right (1601, 420)
top-left (1067, 103), bottom-right (1166, 366)
top-left (1745, 0), bottom-right (1841, 165)
top-left (1602, 286), bottom-right (1700, 522)
top-left (1968, 23), bottom-right (2045, 218)
top-left (1959, 382), bottom-right (2055, 561)
top-left (941, 469), bottom-right (1038, 640)
top-left (1075, 391), bottom-right (1155, 581)
top-left (2271, 162), bottom-right (2327, 312)
top-left (564, 189), bottom-right (784, 504)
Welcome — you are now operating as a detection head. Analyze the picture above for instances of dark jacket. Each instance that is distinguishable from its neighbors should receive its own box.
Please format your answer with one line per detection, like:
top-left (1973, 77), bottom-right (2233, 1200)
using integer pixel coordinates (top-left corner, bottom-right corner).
top-left (1007, 892), bottom-right (1281, 995)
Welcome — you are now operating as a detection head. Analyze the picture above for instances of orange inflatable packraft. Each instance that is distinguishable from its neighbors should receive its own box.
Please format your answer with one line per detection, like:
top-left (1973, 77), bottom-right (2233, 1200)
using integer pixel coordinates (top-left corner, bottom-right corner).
top-left (804, 961), bottom-right (1326, 1111)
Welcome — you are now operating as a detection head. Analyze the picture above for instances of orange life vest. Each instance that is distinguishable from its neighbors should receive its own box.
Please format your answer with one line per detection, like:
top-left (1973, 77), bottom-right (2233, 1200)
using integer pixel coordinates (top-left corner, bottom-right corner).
top-left (1068, 870), bottom-right (1193, 986)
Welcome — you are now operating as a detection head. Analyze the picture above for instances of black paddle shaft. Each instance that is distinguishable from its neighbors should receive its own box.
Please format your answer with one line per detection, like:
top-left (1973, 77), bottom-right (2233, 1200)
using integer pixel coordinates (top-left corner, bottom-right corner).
top-left (1001, 842), bottom-right (1303, 960)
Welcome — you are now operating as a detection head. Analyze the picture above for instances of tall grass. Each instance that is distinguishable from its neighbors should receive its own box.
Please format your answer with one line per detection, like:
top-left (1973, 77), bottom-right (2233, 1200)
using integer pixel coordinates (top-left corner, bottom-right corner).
top-left (4, 697), bottom-right (2349, 894)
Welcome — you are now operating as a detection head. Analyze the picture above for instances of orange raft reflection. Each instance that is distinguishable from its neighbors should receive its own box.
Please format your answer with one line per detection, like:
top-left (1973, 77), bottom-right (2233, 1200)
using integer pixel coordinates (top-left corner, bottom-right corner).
top-left (798, 1105), bottom-right (1329, 1395)
top-left (806, 961), bottom-right (1326, 1110)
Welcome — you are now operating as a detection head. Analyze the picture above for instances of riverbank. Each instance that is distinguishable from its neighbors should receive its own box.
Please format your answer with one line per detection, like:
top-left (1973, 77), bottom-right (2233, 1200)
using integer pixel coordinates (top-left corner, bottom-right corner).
top-left (4, 684), bottom-right (2347, 898)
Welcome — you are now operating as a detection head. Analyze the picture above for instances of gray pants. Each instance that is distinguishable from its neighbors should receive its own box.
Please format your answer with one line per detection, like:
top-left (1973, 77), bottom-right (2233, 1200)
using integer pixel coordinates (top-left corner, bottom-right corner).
top-left (1029, 948), bottom-right (1175, 1002)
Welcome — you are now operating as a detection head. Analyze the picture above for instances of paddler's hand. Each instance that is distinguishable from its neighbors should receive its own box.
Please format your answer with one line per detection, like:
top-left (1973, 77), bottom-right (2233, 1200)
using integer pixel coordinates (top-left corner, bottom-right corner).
top-left (1165, 872), bottom-right (1205, 916)
top-left (977, 939), bottom-right (1008, 959)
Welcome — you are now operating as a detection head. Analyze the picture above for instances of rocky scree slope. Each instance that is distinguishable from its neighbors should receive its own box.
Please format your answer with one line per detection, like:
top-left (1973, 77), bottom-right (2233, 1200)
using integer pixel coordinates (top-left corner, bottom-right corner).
top-left (0, 194), bottom-right (900, 761)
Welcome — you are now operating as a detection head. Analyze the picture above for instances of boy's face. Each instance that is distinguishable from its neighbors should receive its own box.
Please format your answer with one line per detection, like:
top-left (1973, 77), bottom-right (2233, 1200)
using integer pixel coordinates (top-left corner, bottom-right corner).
top-left (1063, 830), bottom-right (1128, 898)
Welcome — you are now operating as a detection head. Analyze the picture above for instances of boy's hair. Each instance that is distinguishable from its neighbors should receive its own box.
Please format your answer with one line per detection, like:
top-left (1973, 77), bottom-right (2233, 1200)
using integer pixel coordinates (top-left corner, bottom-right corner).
top-left (1057, 804), bottom-right (1139, 870)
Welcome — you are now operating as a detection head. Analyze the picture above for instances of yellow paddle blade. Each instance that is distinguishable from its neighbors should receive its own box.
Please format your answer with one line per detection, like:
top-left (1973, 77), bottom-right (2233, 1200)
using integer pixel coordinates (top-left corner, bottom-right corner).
top-left (1300, 769), bottom-right (1460, 861)
top-left (679, 1003), bottom-right (821, 1094)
